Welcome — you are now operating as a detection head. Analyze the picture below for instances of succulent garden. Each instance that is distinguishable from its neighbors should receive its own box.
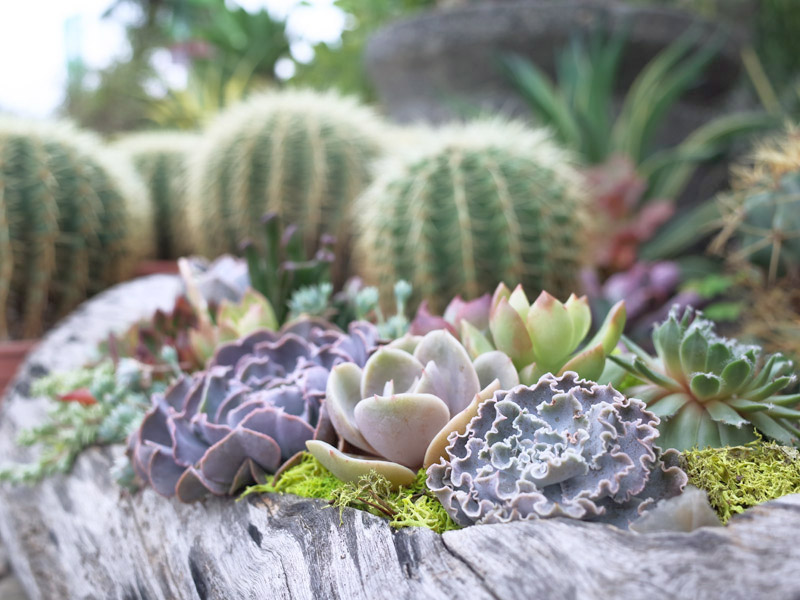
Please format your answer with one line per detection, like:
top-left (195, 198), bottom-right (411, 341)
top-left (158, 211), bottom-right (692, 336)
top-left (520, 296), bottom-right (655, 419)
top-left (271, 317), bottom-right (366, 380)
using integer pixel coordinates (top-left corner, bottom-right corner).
top-left (2, 0), bottom-right (800, 598)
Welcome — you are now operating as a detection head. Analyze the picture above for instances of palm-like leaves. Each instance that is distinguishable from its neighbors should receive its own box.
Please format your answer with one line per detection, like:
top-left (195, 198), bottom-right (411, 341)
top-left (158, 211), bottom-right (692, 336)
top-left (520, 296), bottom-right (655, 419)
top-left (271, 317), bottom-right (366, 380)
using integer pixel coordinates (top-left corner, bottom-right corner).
top-left (501, 28), bottom-right (775, 204)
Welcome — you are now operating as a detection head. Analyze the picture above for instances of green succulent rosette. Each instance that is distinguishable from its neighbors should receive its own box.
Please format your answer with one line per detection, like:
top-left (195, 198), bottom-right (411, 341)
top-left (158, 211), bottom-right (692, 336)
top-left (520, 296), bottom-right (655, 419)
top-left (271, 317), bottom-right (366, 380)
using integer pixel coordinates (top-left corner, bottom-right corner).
top-left (461, 283), bottom-right (626, 384)
top-left (611, 306), bottom-right (800, 451)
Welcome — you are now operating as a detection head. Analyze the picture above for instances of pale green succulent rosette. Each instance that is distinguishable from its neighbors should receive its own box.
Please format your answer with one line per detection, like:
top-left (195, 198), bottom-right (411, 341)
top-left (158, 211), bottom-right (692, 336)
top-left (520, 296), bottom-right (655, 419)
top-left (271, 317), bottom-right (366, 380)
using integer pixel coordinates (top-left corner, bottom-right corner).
top-left (460, 283), bottom-right (626, 384)
top-left (307, 330), bottom-right (518, 487)
top-left (611, 306), bottom-right (800, 451)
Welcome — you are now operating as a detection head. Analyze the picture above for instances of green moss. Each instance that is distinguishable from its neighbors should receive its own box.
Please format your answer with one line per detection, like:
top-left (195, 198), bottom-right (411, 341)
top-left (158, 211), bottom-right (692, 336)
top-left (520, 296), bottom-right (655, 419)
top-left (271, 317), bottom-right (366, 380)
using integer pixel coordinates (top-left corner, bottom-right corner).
top-left (240, 453), bottom-right (458, 534)
top-left (683, 441), bottom-right (800, 523)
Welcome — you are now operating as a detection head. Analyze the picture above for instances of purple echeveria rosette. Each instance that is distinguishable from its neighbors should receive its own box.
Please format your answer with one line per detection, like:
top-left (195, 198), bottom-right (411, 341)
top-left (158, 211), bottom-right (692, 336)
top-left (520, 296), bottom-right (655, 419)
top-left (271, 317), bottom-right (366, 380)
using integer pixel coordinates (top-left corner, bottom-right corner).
top-left (426, 372), bottom-right (687, 529)
top-left (130, 318), bottom-right (379, 502)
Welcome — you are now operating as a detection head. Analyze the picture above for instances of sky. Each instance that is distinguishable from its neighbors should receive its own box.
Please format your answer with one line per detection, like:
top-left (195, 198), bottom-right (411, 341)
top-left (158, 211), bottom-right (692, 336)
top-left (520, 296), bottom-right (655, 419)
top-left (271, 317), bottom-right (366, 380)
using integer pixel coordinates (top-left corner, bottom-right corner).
top-left (0, 0), bottom-right (345, 118)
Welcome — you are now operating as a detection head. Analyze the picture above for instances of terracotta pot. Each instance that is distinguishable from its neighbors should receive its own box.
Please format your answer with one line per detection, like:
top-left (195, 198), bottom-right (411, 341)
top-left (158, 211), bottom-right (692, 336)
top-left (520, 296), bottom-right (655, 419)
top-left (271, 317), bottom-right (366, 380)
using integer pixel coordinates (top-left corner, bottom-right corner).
top-left (132, 260), bottom-right (180, 277)
top-left (0, 339), bottom-right (37, 398)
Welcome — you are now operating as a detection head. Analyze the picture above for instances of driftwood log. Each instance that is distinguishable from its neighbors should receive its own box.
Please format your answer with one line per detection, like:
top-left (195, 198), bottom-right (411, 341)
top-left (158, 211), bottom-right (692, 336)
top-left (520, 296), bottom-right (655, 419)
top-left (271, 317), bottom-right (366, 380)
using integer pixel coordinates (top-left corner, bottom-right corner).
top-left (2, 276), bottom-right (800, 600)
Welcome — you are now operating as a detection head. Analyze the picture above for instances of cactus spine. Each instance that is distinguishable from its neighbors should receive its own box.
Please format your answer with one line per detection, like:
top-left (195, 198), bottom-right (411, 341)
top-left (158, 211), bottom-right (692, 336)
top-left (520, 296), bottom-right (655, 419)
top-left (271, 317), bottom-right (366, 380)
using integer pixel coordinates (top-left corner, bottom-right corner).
top-left (713, 125), bottom-right (800, 283)
top-left (0, 119), bottom-right (152, 339)
top-left (114, 132), bottom-right (198, 259)
top-left (187, 89), bottom-right (385, 282)
top-left (356, 119), bottom-right (588, 310)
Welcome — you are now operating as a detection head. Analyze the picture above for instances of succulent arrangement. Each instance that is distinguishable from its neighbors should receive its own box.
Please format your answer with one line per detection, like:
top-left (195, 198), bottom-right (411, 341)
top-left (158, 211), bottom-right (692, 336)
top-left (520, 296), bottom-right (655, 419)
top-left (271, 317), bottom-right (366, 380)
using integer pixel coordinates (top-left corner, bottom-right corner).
top-left (611, 306), bottom-right (800, 450)
top-left (186, 89), bottom-right (385, 283)
top-left (427, 372), bottom-right (687, 528)
top-left (0, 118), bottom-right (152, 339)
top-left (129, 318), bottom-right (379, 501)
top-left (3, 72), bottom-right (800, 546)
top-left (355, 119), bottom-right (588, 310)
top-left (307, 329), bottom-right (518, 487)
top-left (113, 132), bottom-right (199, 259)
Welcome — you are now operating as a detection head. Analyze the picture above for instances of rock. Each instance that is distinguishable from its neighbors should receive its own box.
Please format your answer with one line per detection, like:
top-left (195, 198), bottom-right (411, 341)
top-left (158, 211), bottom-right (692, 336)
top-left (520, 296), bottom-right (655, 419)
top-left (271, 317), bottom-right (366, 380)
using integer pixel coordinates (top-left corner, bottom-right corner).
top-left (3, 276), bottom-right (800, 599)
top-left (366, 1), bottom-right (745, 128)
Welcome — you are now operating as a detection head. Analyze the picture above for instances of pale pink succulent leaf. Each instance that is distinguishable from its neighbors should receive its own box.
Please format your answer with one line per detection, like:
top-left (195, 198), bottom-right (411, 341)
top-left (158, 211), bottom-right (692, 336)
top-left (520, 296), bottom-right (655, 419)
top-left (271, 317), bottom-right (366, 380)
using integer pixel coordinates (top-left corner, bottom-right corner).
top-left (305, 440), bottom-right (417, 488)
top-left (354, 393), bottom-right (450, 468)
top-left (361, 348), bottom-right (424, 399)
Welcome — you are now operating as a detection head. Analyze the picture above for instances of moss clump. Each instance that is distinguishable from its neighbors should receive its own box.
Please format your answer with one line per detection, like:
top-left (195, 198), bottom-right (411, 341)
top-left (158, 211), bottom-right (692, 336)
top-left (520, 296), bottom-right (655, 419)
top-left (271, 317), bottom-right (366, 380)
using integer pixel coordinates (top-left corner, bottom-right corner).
top-left (240, 453), bottom-right (458, 534)
top-left (683, 441), bottom-right (800, 523)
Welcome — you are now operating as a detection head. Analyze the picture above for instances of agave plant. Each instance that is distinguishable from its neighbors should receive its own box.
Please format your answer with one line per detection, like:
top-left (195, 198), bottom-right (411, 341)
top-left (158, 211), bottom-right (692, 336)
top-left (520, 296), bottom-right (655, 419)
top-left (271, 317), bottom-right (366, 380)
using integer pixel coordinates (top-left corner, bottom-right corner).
top-left (306, 330), bottom-right (519, 487)
top-left (129, 318), bottom-right (379, 501)
top-left (459, 283), bottom-right (626, 383)
top-left (611, 306), bottom-right (800, 450)
top-left (427, 372), bottom-right (687, 529)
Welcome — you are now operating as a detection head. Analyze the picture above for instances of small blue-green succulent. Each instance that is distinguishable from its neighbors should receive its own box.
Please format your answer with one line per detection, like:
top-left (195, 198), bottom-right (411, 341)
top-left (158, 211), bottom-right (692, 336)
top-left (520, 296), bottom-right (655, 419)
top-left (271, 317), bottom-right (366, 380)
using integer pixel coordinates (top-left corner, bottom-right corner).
top-left (427, 372), bottom-right (687, 528)
top-left (611, 306), bottom-right (800, 451)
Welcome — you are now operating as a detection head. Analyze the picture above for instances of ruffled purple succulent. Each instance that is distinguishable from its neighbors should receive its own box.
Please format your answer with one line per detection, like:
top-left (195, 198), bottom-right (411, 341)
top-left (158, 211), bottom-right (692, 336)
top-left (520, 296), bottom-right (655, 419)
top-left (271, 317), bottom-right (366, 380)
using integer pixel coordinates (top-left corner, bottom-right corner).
top-left (427, 372), bottom-right (687, 528)
top-left (130, 318), bottom-right (379, 502)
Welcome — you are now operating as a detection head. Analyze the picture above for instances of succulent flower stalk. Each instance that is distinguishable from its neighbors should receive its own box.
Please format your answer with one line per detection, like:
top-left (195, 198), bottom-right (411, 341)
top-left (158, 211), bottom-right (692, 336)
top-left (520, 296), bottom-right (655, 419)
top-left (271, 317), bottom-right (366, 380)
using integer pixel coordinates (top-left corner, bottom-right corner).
top-left (611, 306), bottom-right (800, 451)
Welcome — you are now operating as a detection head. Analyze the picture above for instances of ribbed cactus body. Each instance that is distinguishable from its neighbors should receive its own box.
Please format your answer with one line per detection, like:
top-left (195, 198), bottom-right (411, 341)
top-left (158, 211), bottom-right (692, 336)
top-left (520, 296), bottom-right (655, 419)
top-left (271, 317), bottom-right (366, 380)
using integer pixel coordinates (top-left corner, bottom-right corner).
top-left (356, 120), bottom-right (588, 310)
top-left (114, 132), bottom-right (198, 259)
top-left (0, 119), bottom-right (152, 339)
top-left (740, 170), bottom-right (800, 273)
top-left (716, 127), bottom-right (800, 282)
top-left (187, 89), bottom-right (385, 282)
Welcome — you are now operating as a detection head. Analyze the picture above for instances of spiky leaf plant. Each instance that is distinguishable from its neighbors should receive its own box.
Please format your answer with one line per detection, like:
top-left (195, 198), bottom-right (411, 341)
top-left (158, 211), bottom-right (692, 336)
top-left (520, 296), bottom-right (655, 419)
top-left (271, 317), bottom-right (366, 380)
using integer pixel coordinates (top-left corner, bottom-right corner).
top-left (241, 212), bottom-right (334, 324)
top-left (356, 119), bottom-right (588, 310)
top-left (611, 306), bottom-right (800, 451)
top-left (186, 89), bottom-right (385, 283)
top-left (113, 132), bottom-right (199, 259)
top-left (712, 125), bottom-right (800, 283)
top-left (0, 119), bottom-right (152, 340)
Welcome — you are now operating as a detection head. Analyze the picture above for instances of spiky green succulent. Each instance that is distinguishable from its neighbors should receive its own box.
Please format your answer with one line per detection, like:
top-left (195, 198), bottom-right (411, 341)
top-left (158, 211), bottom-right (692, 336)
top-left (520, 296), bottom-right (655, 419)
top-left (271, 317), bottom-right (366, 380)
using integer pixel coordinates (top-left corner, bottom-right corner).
top-left (461, 283), bottom-right (626, 383)
top-left (611, 306), bottom-right (800, 451)
top-left (356, 119), bottom-right (588, 310)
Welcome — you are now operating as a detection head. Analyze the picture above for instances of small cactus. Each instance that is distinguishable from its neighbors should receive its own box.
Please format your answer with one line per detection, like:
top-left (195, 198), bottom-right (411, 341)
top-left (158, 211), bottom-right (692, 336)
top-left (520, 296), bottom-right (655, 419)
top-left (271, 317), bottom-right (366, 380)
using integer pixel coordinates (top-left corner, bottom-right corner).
top-left (113, 131), bottom-right (199, 259)
top-left (355, 119), bottom-right (588, 310)
top-left (712, 126), bottom-right (800, 283)
top-left (0, 119), bottom-right (152, 339)
top-left (186, 89), bottom-right (385, 283)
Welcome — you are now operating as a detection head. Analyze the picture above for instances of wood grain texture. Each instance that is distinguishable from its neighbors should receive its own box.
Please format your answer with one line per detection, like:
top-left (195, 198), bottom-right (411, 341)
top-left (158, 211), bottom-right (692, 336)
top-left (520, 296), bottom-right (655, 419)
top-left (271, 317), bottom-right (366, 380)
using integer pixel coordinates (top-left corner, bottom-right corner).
top-left (2, 276), bottom-right (800, 600)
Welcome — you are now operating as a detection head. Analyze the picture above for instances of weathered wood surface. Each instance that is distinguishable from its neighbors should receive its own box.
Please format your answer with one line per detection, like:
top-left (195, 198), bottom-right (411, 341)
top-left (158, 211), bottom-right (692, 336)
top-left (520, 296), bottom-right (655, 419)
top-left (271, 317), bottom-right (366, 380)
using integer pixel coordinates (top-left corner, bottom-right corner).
top-left (2, 276), bottom-right (800, 600)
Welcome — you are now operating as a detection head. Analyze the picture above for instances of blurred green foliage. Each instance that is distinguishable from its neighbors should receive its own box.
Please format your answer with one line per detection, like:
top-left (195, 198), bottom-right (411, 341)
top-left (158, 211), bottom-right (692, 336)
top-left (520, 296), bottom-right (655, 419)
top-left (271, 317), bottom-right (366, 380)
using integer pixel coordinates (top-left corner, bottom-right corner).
top-left (627, 0), bottom-right (800, 96)
top-left (63, 0), bottom-right (289, 132)
top-left (292, 0), bottom-right (436, 100)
